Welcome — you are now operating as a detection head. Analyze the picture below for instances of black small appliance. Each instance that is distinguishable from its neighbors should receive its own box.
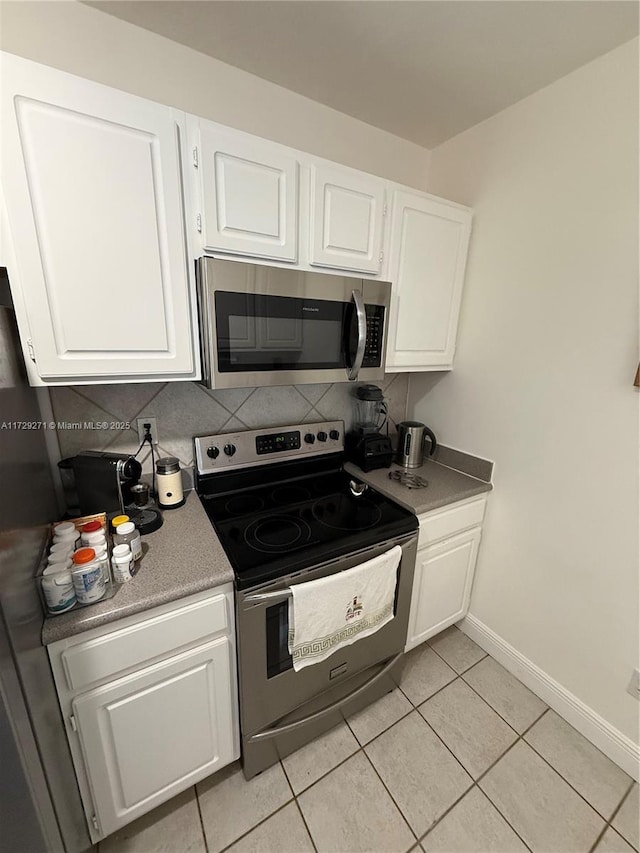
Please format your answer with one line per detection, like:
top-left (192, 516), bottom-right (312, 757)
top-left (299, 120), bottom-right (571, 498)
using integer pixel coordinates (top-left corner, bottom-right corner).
top-left (72, 451), bottom-right (142, 515)
top-left (345, 384), bottom-right (393, 472)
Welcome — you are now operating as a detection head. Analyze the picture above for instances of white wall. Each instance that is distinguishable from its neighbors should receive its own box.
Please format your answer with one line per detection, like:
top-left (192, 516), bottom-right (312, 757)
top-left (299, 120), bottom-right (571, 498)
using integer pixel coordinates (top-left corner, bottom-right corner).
top-left (409, 39), bottom-right (639, 745)
top-left (0, 0), bottom-right (430, 188)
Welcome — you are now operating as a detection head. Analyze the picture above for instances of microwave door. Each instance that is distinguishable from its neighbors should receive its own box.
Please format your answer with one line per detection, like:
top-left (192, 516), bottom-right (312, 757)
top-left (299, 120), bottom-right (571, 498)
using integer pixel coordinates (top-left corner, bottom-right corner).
top-left (346, 289), bottom-right (367, 381)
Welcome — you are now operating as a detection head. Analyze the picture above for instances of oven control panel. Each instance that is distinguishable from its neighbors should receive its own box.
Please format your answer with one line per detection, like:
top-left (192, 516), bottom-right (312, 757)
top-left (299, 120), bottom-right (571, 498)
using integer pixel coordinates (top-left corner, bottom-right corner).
top-left (255, 430), bottom-right (301, 455)
top-left (194, 420), bottom-right (344, 475)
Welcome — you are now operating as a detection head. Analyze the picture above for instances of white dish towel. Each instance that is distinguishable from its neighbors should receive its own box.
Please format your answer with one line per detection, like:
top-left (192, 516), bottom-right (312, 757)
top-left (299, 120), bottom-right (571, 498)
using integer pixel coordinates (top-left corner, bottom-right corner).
top-left (287, 545), bottom-right (402, 672)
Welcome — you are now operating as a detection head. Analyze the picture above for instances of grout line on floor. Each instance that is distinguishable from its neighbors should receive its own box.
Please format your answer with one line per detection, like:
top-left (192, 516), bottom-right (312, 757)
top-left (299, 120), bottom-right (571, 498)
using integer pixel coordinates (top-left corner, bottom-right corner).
top-left (426, 634), bottom-right (489, 676)
top-left (522, 725), bottom-right (629, 825)
top-left (359, 744), bottom-right (421, 846)
top-left (293, 796), bottom-right (319, 853)
top-left (457, 666), bottom-right (544, 738)
top-left (215, 796), bottom-right (297, 853)
top-left (193, 784), bottom-right (210, 853)
top-left (588, 822), bottom-right (611, 853)
top-left (593, 779), bottom-right (639, 853)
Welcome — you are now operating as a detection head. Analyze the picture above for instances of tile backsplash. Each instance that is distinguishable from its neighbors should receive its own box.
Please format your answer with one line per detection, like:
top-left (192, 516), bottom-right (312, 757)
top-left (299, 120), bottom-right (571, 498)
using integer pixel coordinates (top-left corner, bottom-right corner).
top-left (48, 374), bottom-right (409, 482)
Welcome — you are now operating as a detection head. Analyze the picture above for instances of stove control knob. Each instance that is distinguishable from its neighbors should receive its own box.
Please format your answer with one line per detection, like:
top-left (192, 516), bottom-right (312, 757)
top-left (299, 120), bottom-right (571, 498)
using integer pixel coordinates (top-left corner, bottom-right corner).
top-left (329, 429), bottom-right (340, 440)
top-left (304, 433), bottom-right (316, 444)
top-left (317, 431), bottom-right (328, 442)
top-left (206, 446), bottom-right (219, 459)
top-left (224, 443), bottom-right (236, 457)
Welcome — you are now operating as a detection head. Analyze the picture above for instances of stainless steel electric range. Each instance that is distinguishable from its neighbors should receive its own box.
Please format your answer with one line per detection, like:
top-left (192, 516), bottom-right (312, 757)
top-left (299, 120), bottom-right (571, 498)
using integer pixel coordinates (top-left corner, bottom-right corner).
top-left (194, 420), bottom-right (418, 779)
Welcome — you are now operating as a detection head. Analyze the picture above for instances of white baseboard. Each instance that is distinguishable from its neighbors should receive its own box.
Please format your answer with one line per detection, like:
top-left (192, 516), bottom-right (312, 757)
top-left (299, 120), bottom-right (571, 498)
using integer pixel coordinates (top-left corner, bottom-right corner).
top-left (459, 614), bottom-right (640, 781)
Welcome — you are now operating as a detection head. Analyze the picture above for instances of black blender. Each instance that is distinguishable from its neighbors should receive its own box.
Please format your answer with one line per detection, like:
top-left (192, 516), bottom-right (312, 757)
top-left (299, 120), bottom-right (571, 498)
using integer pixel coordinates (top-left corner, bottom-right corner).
top-left (345, 384), bottom-right (393, 472)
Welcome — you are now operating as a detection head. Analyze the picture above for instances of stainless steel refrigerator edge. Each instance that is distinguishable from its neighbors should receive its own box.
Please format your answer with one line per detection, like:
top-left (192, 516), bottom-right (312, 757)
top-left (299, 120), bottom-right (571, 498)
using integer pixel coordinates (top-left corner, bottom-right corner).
top-left (0, 268), bottom-right (92, 852)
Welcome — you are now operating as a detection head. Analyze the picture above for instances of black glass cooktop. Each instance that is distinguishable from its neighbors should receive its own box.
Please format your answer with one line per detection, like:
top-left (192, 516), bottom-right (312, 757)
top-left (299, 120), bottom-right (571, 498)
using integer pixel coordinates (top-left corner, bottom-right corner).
top-left (198, 470), bottom-right (417, 589)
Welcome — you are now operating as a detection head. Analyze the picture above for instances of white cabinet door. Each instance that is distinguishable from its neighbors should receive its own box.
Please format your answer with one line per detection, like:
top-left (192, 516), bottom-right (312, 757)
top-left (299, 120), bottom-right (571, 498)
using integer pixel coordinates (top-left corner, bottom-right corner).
top-left (1, 52), bottom-right (197, 383)
top-left (72, 638), bottom-right (235, 839)
top-left (386, 190), bottom-right (472, 371)
top-left (309, 163), bottom-right (385, 273)
top-left (198, 122), bottom-right (298, 262)
top-left (406, 527), bottom-right (481, 652)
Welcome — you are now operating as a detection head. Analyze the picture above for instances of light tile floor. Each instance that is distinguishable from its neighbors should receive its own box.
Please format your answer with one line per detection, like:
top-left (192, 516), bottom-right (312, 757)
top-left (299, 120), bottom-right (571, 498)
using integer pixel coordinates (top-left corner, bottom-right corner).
top-left (99, 626), bottom-right (638, 853)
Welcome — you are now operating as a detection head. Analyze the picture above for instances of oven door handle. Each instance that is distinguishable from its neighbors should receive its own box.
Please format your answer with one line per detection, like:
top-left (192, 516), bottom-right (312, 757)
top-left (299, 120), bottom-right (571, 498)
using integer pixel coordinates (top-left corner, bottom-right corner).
top-left (347, 289), bottom-right (367, 381)
top-left (246, 652), bottom-right (402, 743)
top-left (244, 588), bottom-right (292, 604)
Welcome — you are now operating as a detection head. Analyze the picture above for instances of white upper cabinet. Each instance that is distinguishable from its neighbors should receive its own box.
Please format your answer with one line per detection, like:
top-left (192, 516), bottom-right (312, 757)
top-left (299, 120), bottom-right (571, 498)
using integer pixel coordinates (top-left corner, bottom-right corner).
top-left (308, 163), bottom-right (385, 274)
top-left (385, 189), bottom-right (472, 371)
top-left (0, 52), bottom-right (198, 384)
top-left (195, 120), bottom-right (299, 262)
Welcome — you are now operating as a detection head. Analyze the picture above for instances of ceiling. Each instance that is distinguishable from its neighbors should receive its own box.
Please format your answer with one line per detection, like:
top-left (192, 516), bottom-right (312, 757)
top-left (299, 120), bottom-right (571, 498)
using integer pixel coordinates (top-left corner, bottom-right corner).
top-left (86, 1), bottom-right (638, 148)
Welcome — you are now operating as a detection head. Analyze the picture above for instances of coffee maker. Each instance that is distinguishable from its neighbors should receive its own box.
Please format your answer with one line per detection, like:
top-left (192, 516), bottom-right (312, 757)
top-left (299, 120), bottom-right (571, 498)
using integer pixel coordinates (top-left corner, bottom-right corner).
top-left (72, 451), bottom-right (142, 515)
top-left (345, 384), bottom-right (393, 472)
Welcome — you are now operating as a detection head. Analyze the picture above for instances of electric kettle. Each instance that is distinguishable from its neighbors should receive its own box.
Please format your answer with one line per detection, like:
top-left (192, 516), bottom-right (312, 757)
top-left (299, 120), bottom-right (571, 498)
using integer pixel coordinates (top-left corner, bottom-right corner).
top-left (396, 421), bottom-right (437, 468)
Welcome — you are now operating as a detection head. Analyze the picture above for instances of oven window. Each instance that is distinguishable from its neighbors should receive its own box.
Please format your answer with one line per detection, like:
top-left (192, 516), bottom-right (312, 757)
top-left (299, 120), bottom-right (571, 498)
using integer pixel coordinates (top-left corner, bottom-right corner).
top-left (215, 291), bottom-right (351, 373)
top-left (266, 600), bottom-right (293, 678)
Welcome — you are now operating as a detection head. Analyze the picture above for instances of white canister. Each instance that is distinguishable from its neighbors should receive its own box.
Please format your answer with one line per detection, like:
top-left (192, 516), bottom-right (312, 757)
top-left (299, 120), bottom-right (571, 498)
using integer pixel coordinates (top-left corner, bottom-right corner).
top-left (50, 541), bottom-right (74, 557)
top-left (46, 551), bottom-right (73, 570)
top-left (156, 457), bottom-right (185, 509)
top-left (82, 532), bottom-right (107, 551)
top-left (53, 523), bottom-right (80, 546)
top-left (111, 544), bottom-right (133, 583)
top-left (41, 565), bottom-right (76, 613)
top-left (71, 548), bottom-right (106, 604)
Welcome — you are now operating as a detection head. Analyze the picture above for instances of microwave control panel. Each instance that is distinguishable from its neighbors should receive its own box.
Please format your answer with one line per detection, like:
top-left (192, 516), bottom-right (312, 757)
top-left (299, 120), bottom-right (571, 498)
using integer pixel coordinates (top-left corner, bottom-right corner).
top-left (363, 305), bottom-right (385, 367)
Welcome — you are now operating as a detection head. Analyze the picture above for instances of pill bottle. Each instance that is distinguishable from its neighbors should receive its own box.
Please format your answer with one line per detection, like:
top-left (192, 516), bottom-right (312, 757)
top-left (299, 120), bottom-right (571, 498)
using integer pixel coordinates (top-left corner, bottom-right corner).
top-left (111, 544), bottom-right (133, 583)
top-left (71, 548), bottom-right (105, 604)
top-left (41, 566), bottom-right (76, 613)
top-left (114, 522), bottom-right (142, 564)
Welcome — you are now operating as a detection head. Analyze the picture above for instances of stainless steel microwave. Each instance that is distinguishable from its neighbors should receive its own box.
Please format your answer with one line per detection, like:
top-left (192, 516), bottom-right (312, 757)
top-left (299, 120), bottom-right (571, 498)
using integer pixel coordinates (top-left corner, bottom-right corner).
top-left (196, 258), bottom-right (391, 389)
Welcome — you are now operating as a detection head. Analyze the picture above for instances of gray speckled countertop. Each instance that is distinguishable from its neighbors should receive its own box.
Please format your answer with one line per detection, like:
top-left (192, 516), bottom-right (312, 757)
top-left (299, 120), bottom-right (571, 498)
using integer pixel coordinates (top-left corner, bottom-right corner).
top-left (42, 493), bottom-right (234, 645)
top-left (344, 460), bottom-right (492, 516)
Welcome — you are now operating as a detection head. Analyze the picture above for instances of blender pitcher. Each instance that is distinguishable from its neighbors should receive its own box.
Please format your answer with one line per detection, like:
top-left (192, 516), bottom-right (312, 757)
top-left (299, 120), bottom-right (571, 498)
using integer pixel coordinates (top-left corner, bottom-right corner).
top-left (353, 384), bottom-right (387, 434)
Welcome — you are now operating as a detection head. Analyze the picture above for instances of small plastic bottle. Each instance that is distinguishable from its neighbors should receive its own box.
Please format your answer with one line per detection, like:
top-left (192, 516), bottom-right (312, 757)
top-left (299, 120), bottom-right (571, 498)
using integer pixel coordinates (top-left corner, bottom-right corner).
top-left (114, 522), bottom-right (142, 565)
top-left (50, 540), bottom-right (74, 557)
top-left (71, 548), bottom-right (105, 604)
top-left (46, 550), bottom-right (73, 570)
top-left (111, 544), bottom-right (133, 583)
top-left (91, 541), bottom-right (111, 585)
top-left (41, 565), bottom-right (76, 614)
top-left (53, 522), bottom-right (80, 548)
top-left (111, 515), bottom-right (130, 534)
top-left (81, 520), bottom-right (104, 545)
top-left (83, 531), bottom-right (107, 551)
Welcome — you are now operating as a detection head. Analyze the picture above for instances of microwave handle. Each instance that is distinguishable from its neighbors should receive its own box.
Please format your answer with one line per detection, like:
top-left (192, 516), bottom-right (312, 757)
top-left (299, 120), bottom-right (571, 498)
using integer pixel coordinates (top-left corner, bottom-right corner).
top-left (347, 289), bottom-right (367, 381)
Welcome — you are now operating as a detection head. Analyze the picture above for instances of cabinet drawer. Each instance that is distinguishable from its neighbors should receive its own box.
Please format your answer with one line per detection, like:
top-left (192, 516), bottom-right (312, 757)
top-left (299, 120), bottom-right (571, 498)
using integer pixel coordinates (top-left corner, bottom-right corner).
top-left (418, 498), bottom-right (486, 549)
top-left (61, 593), bottom-right (228, 692)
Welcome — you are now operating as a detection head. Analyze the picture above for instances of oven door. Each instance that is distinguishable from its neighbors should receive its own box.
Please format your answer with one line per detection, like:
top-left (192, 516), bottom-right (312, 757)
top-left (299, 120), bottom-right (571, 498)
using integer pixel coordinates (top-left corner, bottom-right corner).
top-left (236, 532), bottom-right (417, 749)
top-left (197, 257), bottom-right (390, 388)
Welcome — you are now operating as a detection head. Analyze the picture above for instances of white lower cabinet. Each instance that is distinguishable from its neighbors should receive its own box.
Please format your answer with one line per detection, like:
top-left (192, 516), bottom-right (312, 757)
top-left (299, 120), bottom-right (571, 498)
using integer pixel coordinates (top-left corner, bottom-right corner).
top-left (48, 586), bottom-right (239, 843)
top-left (406, 498), bottom-right (486, 652)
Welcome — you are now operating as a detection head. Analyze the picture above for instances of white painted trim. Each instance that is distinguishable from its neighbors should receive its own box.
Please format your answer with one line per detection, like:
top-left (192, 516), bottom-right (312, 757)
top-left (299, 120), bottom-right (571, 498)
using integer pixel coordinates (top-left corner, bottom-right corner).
top-left (459, 614), bottom-right (640, 781)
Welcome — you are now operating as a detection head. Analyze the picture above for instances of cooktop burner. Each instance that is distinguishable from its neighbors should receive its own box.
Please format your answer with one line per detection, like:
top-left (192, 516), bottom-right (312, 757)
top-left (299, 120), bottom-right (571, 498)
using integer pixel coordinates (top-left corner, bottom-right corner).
top-left (199, 470), bottom-right (415, 588)
top-left (194, 421), bottom-right (418, 589)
